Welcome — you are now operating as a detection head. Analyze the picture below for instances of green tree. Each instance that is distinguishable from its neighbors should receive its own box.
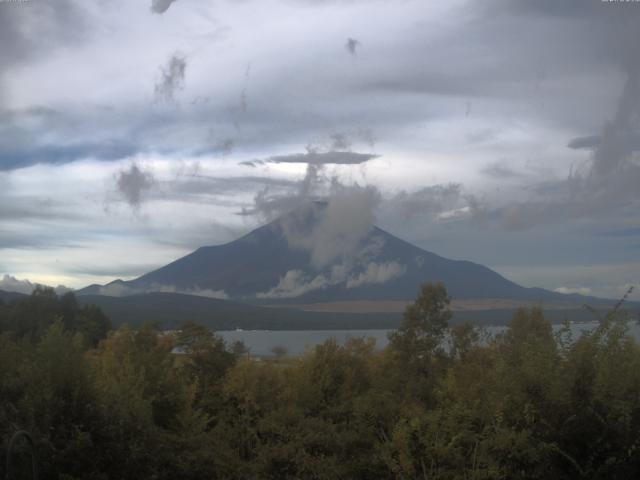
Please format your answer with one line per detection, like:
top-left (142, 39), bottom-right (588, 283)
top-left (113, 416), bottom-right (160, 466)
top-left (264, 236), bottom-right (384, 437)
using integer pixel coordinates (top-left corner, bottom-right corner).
top-left (389, 282), bottom-right (452, 363)
top-left (174, 321), bottom-right (236, 402)
top-left (385, 282), bottom-right (452, 403)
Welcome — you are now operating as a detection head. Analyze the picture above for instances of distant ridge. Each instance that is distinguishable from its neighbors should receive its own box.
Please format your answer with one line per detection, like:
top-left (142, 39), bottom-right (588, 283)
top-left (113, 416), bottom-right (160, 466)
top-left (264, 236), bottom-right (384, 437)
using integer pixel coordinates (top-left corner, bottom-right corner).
top-left (0, 289), bottom-right (28, 303)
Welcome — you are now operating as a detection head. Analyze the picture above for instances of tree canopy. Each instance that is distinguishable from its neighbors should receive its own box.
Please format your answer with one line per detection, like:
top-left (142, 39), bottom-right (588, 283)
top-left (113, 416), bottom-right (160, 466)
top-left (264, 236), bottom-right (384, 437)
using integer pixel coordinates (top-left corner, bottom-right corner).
top-left (2, 283), bottom-right (640, 479)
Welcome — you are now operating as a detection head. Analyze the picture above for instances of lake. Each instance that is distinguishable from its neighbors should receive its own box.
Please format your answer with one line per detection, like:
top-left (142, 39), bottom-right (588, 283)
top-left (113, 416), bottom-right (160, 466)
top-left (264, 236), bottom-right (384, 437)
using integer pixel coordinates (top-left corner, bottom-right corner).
top-left (218, 321), bottom-right (640, 356)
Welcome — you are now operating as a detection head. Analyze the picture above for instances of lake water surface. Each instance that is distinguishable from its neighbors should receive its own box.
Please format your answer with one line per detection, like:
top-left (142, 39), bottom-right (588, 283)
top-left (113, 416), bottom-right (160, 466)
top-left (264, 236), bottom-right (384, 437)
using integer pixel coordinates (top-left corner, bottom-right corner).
top-left (218, 321), bottom-right (640, 356)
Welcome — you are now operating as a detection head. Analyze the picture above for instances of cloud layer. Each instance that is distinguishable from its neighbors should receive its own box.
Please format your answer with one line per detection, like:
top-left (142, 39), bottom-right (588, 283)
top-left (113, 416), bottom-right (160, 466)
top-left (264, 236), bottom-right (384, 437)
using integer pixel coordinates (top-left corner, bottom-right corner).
top-left (0, 0), bottom-right (639, 300)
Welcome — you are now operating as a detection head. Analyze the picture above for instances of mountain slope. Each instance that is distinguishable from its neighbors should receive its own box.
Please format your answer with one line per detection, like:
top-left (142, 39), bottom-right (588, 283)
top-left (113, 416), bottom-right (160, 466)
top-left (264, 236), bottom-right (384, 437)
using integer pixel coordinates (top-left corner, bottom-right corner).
top-left (0, 289), bottom-right (28, 303)
top-left (77, 202), bottom-right (592, 304)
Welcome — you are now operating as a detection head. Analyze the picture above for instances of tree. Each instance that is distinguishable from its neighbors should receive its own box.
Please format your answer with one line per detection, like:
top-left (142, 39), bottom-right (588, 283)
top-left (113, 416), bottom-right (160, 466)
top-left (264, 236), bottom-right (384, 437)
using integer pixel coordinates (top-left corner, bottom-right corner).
top-left (388, 282), bottom-right (451, 370)
top-left (75, 304), bottom-right (112, 347)
top-left (0, 288), bottom-right (110, 346)
top-left (449, 321), bottom-right (480, 360)
top-left (174, 321), bottom-right (236, 412)
top-left (271, 345), bottom-right (288, 358)
top-left (231, 340), bottom-right (249, 358)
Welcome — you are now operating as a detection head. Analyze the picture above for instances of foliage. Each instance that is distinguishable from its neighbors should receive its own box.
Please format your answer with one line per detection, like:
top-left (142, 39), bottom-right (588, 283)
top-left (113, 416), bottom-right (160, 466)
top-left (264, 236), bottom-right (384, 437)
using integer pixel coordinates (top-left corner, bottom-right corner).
top-left (2, 283), bottom-right (640, 479)
top-left (0, 287), bottom-right (111, 346)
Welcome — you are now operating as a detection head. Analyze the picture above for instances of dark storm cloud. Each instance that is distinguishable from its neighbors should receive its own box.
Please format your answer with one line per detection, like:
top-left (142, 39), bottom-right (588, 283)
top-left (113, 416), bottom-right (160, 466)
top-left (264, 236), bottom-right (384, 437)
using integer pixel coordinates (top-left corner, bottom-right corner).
top-left (150, 0), bottom-right (178, 14)
top-left (266, 151), bottom-right (378, 165)
top-left (154, 53), bottom-right (187, 104)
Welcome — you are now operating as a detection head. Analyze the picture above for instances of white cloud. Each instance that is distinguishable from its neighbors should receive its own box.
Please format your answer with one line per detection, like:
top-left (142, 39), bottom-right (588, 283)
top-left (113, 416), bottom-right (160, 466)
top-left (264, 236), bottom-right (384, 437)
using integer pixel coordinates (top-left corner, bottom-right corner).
top-left (256, 259), bottom-right (406, 299)
top-left (280, 185), bottom-right (381, 268)
top-left (553, 286), bottom-right (593, 296)
top-left (0, 274), bottom-right (70, 295)
top-left (97, 282), bottom-right (229, 299)
top-left (346, 261), bottom-right (406, 289)
top-left (256, 270), bottom-right (328, 299)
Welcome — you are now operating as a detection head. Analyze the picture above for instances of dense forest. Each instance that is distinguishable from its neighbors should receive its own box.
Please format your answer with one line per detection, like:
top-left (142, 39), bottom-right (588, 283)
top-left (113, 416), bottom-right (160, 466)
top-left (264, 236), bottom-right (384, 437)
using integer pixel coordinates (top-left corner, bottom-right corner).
top-left (1, 284), bottom-right (639, 479)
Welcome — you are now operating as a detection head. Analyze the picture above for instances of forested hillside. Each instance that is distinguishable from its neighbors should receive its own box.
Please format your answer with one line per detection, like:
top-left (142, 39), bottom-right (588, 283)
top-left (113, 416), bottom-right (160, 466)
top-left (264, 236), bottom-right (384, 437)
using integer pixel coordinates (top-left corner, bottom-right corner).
top-left (1, 285), bottom-right (639, 479)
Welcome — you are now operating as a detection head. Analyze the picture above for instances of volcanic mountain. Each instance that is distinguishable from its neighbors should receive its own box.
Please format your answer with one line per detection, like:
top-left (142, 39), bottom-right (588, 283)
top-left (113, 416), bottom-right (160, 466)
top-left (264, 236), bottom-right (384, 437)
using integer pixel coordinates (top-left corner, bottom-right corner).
top-left (77, 202), bottom-right (588, 305)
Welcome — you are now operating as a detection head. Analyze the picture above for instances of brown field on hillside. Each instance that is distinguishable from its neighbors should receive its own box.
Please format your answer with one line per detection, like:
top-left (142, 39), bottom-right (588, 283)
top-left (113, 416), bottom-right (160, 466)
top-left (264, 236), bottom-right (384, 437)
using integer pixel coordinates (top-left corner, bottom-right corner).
top-left (262, 299), bottom-right (589, 314)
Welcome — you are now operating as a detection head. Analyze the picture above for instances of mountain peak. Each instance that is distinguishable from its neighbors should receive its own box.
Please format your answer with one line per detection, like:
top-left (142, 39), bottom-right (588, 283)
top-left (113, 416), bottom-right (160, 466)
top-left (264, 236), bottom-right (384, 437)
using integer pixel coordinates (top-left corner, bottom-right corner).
top-left (76, 205), bottom-right (585, 304)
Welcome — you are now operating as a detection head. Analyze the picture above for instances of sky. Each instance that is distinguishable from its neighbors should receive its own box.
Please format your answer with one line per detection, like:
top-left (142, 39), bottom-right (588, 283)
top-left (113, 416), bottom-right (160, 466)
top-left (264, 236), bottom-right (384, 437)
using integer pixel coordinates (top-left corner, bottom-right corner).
top-left (0, 0), bottom-right (639, 300)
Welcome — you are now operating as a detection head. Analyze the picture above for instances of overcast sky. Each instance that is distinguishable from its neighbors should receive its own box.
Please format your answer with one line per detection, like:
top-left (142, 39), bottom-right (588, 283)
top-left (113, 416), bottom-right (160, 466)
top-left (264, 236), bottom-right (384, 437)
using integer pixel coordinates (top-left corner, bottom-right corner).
top-left (0, 0), bottom-right (639, 300)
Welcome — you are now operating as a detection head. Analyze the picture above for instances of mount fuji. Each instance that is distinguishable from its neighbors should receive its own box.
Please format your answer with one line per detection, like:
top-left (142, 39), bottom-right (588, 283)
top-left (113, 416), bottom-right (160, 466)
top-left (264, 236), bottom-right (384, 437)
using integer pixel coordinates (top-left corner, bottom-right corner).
top-left (77, 202), bottom-right (587, 306)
